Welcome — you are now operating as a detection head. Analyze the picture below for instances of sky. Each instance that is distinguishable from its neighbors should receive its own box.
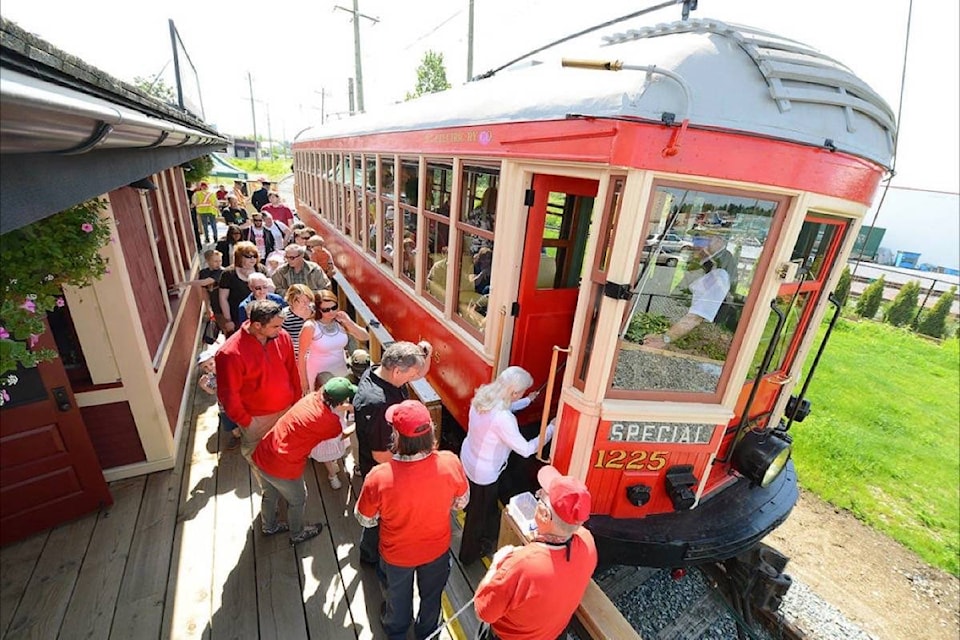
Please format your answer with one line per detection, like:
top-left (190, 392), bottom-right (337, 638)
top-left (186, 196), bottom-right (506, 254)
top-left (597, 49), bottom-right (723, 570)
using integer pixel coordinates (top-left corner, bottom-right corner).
top-left (2, 0), bottom-right (958, 265)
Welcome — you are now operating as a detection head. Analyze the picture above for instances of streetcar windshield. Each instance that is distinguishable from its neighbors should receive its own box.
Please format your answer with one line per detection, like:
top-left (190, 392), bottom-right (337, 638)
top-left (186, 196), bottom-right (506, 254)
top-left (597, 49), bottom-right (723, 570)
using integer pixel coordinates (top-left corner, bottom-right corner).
top-left (612, 185), bottom-right (780, 395)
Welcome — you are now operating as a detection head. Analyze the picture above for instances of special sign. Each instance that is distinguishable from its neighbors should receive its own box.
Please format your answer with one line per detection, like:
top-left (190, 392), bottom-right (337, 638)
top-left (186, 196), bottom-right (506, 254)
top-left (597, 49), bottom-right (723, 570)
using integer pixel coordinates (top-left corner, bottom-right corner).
top-left (607, 422), bottom-right (716, 444)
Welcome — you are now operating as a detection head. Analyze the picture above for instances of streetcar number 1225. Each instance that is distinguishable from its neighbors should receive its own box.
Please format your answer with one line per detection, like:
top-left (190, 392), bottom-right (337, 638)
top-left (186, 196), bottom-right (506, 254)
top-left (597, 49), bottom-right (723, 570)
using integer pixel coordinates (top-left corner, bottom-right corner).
top-left (594, 449), bottom-right (668, 471)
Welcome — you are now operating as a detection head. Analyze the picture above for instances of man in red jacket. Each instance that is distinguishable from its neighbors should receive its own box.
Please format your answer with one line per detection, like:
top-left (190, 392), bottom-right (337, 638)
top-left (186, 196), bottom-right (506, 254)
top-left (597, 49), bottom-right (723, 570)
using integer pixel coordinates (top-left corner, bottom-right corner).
top-left (252, 377), bottom-right (356, 543)
top-left (474, 466), bottom-right (598, 640)
top-left (215, 300), bottom-right (299, 463)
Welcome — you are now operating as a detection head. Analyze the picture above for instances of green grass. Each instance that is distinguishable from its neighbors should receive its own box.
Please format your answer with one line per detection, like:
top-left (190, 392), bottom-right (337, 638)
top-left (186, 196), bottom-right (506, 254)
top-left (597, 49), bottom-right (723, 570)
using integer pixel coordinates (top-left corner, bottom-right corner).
top-left (793, 318), bottom-right (960, 575)
top-left (228, 157), bottom-right (292, 182)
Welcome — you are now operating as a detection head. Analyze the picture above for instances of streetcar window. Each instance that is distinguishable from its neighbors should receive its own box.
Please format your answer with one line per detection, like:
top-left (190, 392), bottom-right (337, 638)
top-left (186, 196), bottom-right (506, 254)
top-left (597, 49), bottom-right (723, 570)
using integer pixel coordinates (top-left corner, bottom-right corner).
top-left (378, 156), bottom-right (397, 265)
top-left (455, 165), bottom-right (500, 334)
top-left (425, 161), bottom-right (453, 309)
top-left (379, 157), bottom-right (395, 197)
top-left (539, 191), bottom-right (592, 290)
top-left (363, 155), bottom-right (377, 254)
top-left (399, 159), bottom-right (420, 282)
top-left (612, 185), bottom-right (781, 395)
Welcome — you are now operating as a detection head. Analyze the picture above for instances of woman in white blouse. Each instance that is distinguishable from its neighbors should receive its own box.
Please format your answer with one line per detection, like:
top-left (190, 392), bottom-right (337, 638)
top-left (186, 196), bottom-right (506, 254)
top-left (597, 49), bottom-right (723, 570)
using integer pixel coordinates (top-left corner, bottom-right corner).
top-left (458, 366), bottom-right (553, 565)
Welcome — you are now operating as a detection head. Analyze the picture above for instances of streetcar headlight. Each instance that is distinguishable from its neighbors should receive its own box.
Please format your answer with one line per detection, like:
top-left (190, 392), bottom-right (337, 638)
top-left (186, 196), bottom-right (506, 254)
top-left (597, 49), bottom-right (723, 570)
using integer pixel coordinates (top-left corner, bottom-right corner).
top-left (732, 430), bottom-right (792, 488)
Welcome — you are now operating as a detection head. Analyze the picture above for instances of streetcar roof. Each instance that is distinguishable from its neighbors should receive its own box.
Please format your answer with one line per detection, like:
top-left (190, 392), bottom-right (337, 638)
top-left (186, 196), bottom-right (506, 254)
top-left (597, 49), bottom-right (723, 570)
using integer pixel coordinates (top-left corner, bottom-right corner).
top-left (299, 19), bottom-right (896, 169)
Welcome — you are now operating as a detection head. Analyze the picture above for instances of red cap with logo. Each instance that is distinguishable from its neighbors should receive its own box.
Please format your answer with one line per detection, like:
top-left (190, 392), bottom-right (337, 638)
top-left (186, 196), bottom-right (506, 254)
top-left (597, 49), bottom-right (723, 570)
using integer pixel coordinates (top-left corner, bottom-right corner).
top-left (385, 400), bottom-right (433, 438)
top-left (537, 465), bottom-right (591, 526)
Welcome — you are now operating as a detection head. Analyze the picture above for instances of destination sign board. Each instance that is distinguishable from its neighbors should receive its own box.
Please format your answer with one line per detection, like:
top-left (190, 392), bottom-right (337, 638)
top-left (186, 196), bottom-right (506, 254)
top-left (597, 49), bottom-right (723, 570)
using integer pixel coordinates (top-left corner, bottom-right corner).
top-left (607, 422), bottom-right (716, 444)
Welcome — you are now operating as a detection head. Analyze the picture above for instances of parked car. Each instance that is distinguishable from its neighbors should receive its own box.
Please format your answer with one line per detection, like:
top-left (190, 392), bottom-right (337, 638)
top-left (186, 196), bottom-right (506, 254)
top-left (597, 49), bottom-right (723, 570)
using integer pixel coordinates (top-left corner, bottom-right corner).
top-left (645, 232), bottom-right (694, 254)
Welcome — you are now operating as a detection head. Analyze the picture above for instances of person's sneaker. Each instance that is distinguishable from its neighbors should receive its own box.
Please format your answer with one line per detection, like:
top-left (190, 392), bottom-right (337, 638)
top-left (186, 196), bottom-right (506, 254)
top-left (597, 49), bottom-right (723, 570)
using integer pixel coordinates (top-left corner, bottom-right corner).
top-left (262, 522), bottom-right (289, 536)
top-left (290, 524), bottom-right (322, 545)
top-left (328, 474), bottom-right (342, 490)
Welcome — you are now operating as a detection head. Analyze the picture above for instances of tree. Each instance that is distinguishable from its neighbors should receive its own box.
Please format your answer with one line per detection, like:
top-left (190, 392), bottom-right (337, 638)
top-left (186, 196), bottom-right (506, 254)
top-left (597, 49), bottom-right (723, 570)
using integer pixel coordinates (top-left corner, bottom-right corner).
top-left (132, 75), bottom-right (176, 104)
top-left (854, 275), bottom-right (885, 319)
top-left (181, 155), bottom-right (214, 184)
top-left (916, 285), bottom-right (956, 338)
top-left (834, 266), bottom-right (852, 307)
top-left (883, 280), bottom-right (920, 327)
top-left (405, 50), bottom-right (451, 101)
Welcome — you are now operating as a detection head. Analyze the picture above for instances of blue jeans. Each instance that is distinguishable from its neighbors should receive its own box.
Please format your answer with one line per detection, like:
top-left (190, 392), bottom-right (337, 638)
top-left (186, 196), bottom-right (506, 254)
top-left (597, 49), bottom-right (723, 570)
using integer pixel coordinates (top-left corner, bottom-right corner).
top-left (256, 468), bottom-right (307, 536)
top-left (380, 551), bottom-right (451, 640)
top-left (199, 214), bottom-right (217, 243)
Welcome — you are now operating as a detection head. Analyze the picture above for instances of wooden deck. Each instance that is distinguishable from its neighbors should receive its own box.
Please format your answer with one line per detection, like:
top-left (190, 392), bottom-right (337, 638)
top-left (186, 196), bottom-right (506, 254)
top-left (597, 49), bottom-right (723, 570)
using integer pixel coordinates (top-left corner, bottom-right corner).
top-left (0, 379), bottom-right (487, 640)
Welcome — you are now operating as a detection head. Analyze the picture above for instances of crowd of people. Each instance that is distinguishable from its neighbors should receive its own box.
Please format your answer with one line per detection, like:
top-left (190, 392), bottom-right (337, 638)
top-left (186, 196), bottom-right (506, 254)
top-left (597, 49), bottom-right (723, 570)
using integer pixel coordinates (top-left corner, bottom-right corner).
top-left (182, 178), bottom-right (597, 640)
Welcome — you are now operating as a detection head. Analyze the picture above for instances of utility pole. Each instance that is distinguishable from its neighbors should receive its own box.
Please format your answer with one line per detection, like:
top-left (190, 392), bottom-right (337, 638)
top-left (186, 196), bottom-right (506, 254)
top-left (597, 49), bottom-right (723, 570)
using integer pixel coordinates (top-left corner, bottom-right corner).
top-left (467, 0), bottom-right (475, 81)
top-left (314, 88), bottom-right (329, 124)
top-left (248, 71), bottom-right (259, 169)
top-left (334, 2), bottom-right (379, 113)
top-left (348, 78), bottom-right (356, 115)
top-left (265, 104), bottom-right (273, 160)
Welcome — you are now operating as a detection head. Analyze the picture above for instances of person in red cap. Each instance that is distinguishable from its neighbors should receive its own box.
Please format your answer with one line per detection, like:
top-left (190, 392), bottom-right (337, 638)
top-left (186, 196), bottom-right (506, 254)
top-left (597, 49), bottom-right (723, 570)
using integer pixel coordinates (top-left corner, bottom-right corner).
top-left (473, 465), bottom-right (597, 640)
top-left (355, 400), bottom-right (469, 640)
top-left (251, 376), bottom-right (356, 544)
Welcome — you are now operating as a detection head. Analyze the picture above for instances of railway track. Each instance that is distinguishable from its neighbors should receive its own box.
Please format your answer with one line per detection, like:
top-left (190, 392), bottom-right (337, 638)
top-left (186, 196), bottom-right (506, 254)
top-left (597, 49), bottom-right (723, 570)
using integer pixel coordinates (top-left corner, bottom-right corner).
top-left (579, 561), bottom-right (805, 640)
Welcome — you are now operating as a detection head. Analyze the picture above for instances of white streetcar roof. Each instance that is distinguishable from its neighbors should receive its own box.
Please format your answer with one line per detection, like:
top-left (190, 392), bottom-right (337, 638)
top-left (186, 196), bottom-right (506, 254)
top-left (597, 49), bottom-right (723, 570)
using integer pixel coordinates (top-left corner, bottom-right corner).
top-left (301, 19), bottom-right (896, 169)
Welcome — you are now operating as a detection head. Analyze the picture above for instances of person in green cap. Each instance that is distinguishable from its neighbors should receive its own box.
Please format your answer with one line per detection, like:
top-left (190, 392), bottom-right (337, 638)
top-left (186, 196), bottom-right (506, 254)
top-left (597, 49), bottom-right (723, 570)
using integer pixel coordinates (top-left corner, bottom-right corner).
top-left (251, 376), bottom-right (357, 545)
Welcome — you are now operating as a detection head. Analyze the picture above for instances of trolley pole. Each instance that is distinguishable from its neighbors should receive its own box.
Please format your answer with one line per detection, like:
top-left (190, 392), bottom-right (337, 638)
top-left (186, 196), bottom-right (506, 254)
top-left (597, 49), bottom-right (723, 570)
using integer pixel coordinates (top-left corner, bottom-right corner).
top-left (334, 2), bottom-right (379, 113)
top-left (467, 0), bottom-right (475, 81)
top-left (248, 71), bottom-right (259, 170)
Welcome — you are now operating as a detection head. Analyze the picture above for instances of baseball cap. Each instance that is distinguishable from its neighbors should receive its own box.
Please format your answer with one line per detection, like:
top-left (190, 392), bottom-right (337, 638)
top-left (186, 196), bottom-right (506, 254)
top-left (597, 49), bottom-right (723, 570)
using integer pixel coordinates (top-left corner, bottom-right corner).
top-left (349, 349), bottom-right (370, 366)
top-left (385, 400), bottom-right (432, 437)
top-left (197, 350), bottom-right (215, 365)
top-left (537, 465), bottom-right (591, 526)
top-left (323, 377), bottom-right (357, 403)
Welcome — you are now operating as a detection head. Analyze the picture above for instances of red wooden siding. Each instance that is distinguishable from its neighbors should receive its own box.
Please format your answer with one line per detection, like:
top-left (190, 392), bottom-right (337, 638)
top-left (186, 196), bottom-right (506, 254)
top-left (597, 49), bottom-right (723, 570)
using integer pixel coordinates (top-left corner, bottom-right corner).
top-left (158, 286), bottom-right (202, 434)
top-left (79, 401), bottom-right (145, 469)
top-left (109, 187), bottom-right (167, 360)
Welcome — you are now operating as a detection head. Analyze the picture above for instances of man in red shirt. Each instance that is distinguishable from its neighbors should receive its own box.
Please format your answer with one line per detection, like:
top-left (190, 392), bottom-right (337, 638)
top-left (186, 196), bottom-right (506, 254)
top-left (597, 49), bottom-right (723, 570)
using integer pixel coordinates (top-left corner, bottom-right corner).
top-left (474, 466), bottom-right (598, 640)
top-left (261, 191), bottom-right (296, 227)
top-left (355, 400), bottom-right (469, 640)
top-left (252, 377), bottom-right (356, 543)
top-left (215, 300), bottom-right (299, 464)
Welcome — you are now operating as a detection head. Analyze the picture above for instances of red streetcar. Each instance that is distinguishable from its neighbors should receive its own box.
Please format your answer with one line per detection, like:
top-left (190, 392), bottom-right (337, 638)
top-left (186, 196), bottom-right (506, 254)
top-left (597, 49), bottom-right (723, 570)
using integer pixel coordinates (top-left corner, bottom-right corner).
top-left (292, 19), bottom-right (895, 568)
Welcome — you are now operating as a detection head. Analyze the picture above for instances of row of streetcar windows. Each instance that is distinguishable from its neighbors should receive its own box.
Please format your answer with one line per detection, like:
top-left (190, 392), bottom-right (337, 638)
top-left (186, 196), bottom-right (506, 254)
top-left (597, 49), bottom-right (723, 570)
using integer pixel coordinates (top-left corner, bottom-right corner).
top-left (295, 152), bottom-right (499, 338)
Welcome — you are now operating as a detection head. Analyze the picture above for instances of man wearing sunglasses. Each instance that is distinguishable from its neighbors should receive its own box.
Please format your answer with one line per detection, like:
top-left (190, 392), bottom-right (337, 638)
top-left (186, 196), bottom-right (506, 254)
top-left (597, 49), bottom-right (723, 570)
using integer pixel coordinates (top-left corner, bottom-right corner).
top-left (271, 244), bottom-right (330, 293)
top-left (474, 465), bottom-right (597, 640)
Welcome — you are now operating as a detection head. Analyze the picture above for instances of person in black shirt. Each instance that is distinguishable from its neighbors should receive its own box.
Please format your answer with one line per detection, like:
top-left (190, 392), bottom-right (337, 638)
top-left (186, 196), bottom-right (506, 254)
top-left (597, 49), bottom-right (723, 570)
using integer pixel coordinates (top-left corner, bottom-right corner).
top-left (221, 194), bottom-right (249, 228)
top-left (251, 179), bottom-right (272, 212)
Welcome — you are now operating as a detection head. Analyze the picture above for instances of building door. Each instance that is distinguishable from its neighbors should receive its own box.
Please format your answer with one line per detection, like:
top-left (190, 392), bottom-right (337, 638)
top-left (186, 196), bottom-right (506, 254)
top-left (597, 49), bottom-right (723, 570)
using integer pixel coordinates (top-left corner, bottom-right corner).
top-left (510, 174), bottom-right (598, 417)
top-left (0, 325), bottom-right (112, 546)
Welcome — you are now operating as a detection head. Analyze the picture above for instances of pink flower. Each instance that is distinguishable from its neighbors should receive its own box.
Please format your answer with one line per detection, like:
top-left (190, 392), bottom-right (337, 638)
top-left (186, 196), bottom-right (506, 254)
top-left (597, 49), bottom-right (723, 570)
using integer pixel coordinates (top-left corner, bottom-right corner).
top-left (20, 299), bottom-right (36, 313)
top-left (56, 297), bottom-right (66, 307)
top-left (81, 223), bottom-right (94, 233)
top-left (105, 267), bottom-right (111, 274)
top-left (0, 327), bottom-right (8, 339)
top-left (0, 390), bottom-right (9, 403)
top-left (28, 334), bottom-right (40, 348)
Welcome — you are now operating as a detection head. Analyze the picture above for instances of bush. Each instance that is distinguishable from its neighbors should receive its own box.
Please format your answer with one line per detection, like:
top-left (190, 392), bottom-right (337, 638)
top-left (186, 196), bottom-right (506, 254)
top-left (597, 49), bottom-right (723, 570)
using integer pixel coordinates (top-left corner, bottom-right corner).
top-left (834, 266), bottom-right (852, 306)
top-left (883, 280), bottom-right (920, 327)
top-left (916, 285), bottom-right (957, 339)
top-left (855, 275), bottom-right (885, 319)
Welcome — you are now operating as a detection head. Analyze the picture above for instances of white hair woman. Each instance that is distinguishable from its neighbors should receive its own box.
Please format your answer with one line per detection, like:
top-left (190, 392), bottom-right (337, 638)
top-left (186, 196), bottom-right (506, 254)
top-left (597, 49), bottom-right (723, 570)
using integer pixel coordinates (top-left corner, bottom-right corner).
top-left (458, 366), bottom-right (554, 565)
top-left (236, 272), bottom-right (286, 323)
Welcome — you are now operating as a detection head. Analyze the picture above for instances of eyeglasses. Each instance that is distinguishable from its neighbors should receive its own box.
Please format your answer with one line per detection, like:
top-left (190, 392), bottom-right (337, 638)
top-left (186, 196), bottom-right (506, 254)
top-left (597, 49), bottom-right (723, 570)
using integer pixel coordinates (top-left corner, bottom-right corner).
top-left (535, 489), bottom-right (552, 517)
top-left (242, 254), bottom-right (258, 259)
top-left (284, 254), bottom-right (302, 261)
top-left (252, 286), bottom-right (268, 290)
top-left (230, 232), bottom-right (242, 236)
top-left (319, 304), bottom-right (338, 313)
top-left (252, 218), bottom-right (263, 223)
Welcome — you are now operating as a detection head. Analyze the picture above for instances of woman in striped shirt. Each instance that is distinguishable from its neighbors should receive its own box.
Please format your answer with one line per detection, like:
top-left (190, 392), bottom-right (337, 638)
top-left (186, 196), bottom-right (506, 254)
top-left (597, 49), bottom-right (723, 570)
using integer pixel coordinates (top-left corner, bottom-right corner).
top-left (281, 284), bottom-right (314, 359)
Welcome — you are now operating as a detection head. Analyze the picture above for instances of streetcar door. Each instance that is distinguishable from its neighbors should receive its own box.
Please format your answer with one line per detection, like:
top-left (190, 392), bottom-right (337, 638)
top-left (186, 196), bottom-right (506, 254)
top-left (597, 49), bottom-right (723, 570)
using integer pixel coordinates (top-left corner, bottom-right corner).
top-left (511, 174), bottom-right (598, 414)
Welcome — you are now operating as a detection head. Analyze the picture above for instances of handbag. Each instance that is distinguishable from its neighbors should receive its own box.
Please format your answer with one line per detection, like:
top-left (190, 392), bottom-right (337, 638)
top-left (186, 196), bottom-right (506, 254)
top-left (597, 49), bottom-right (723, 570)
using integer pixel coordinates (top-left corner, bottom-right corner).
top-left (202, 316), bottom-right (220, 345)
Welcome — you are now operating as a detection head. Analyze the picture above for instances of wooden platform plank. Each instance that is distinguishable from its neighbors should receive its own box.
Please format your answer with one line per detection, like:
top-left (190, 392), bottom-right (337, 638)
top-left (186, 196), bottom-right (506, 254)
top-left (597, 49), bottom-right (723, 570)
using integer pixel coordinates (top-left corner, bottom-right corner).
top-left (299, 459), bottom-right (357, 640)
top-left (320, 440), bottom-right (384, 640)
top-left (110, 467), bottom-right (183, 639)
top-left (209, 435), bottom-right (258, 640)
top-left (0, 530), bottom-right (48, 637)
top-left (60, 476), bottom-right (146, 639)
top-left (165, 398), bottom-right (221, 639)
top-left (4, 513), bottom-right (97, 638)
top-left (445, 510), bottom-right (483, 640)
top-left (253, 522), bottom-right (309, 640)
